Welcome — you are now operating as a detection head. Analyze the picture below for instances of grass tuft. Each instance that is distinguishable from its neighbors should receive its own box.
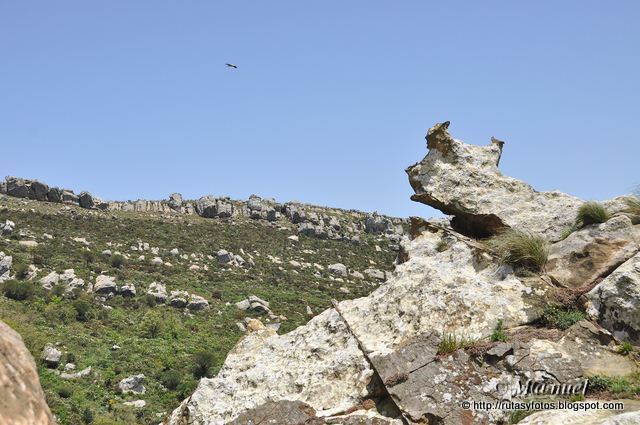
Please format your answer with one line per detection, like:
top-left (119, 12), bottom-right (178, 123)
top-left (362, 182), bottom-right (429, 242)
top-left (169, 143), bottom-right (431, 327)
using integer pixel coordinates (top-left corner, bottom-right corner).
top-left (437, 331), bottom-right (477, 355)
top-left (487, 230), bottom-right (549, 273)
top-left (490, 320), bottom-right (508, 342)
top-left (541, 304), bottom-right (585, 330)
top-left (618, 341), bottom-right (634, 356)
top-left (576, 202), bottom-right (610, 228)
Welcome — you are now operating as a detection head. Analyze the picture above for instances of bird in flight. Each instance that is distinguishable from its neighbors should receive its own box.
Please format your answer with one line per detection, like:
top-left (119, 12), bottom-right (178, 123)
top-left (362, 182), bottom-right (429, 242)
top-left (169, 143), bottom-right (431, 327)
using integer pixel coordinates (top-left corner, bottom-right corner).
top-left (226, 63), bottom-right (238, 69)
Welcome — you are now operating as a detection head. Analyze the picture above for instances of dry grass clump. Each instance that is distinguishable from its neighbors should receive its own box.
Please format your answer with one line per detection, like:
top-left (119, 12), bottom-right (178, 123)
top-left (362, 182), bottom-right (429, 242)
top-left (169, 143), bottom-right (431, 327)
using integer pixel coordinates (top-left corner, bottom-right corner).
top-left (576, 201), bottom-right (610, 227)
top-left (487, 230), bottom-right (549, 273)
top-left (625, 195), bottom-right (640, 223)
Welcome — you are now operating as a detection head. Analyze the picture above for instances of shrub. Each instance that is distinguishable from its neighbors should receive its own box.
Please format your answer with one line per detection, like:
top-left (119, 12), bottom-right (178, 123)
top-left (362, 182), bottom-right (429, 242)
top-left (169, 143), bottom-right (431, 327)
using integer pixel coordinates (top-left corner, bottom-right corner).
top-left (143, 293), bottom-right (157, 307)
top-left (57, 386), bottom-right (72, 398)
top-left (32, 254), bottom-right (45, 265)
top-left (140, 311), bottom-right (163, 338)
top-left (72, 299), bottom-right (94, 322)
top-left (192, 350), bottom-right (215, 378)
top-left (618, 341), bottom-right (634, 356)
top-left (487, 230), bottom-right (549, 273)
top-left (2, 279), bottom-right (34, 301)
top-left (110, 254), bottom-right (125, 269)
top-left (82, 407), bottom-right (94, 424)
top-left (83, 251), bottom-right (95, 266)
top-left (161, 370), bottom-right (182, 390)
top-left (437, 332), bottom-right (477, 355)
top-left (13, 263), bottom-right (29, 280)
top-left (576, 202), bottom-right (610, 227)
top-left (436, 240), bottom-right (449, 252)
top-left (490, 320), bottom-right (508, 342)
top-left (541, 304), bottom-right (585, 330)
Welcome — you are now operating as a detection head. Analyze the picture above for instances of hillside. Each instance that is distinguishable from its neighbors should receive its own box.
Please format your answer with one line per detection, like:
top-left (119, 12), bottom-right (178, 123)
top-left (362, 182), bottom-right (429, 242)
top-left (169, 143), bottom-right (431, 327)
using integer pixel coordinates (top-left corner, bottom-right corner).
top-left (1, 122), bottom-right (640, 425)
top-left (0, 183), bottom-right (402, 424)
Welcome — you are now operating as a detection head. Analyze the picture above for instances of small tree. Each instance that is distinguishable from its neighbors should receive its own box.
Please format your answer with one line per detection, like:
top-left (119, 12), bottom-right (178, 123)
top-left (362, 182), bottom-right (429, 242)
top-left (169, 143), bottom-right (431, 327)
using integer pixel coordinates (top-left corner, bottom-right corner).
top-left (192, 350), bottom-right (215, 378)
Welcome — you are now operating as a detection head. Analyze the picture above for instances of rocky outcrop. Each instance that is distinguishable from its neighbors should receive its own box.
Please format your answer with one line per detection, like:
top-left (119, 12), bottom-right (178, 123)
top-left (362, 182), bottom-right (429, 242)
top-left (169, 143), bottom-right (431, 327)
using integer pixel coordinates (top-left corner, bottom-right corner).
top-left (0, 320), bottom-right (55, 425)
top-left (546, 215), bottom-right (640, 291)
top-left (0, 251), bottom-right (12, 282)
top-left (586, 252), bottom-right (640, 344)
top-left (406, 122), bottom-right (583, 240)
top-left (2, 176), bottom-right (406, 245)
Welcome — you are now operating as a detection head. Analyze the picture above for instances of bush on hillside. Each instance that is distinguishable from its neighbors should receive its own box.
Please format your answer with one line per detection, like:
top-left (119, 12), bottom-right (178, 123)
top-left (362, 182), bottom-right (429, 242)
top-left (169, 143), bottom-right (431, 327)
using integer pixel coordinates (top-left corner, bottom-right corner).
top-left (2, 279), bottom-right (34, 301)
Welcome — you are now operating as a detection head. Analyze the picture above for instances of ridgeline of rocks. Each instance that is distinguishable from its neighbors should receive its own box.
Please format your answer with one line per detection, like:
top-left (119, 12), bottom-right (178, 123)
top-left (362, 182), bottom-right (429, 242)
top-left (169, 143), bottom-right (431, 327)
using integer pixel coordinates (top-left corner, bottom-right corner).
top-left (1, 122), bottom-right (640, 425)
top-left (0, 177), bottom-right (405, 248)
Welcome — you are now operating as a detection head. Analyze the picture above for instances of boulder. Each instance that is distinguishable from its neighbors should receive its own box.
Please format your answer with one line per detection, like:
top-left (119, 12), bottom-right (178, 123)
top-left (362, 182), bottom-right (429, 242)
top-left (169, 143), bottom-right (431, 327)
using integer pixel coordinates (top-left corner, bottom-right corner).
top-left (39, 271), bottom-right (60, 290)
top-left (363, 268), bottom-right (385, 281)
top-left (0, 241), bottom-right (22, 266)
top-left (0, 320), bottom-right (55, 424)
top-left (94, 275), bottom-right (117, 295)
top-left (328, 263), bottom-right (347, 277)
top-left (546, 215), bottom-right (640, 290)
top-left (169, 290), bottom-right (189, 308)
top-left (47, 187), bottom-right (63, 203)
top-left (147, 282), bottom-right (167, 303)
top-left (167, 309), bottom-right (374, 425)
top-left (587, 252), bottom-right (640, 344)
top-left (187, 294), bottom-right (209, 310)
top-left (6, 177), bottom-right (29, 198)
top-left (78, 191), bottom-right (95, 209)
top-left (217, 249), bottom-right (234, 264)
top-left (118, 374), bottom-right (146, 394)
top-left (61, 190), bottom-right (78, 204)
top-left (41, 344), bottom-right (62, 368)
top-left (60, 366), bottom-right (92, 380)
top-left (196, 196), bottom-right (234, 219)
top-left (28, 180), bottom-right (49, 201)
top-left (120, 283), bottom-right (136, 297)
top-left (364, 214), bottom-right (392, 234)
top-left (168, 193), bottom-right (183, 211)
top-left (406, 122), bottom-right (583, 240)
top-left (1, 220), bottom-right (14, 236)
top-left (123, 400), bottom-right (146, 408)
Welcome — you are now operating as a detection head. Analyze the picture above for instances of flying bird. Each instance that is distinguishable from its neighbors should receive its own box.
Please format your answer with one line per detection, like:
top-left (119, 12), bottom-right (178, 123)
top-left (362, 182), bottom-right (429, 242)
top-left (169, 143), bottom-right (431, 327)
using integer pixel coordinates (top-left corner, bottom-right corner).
top-left (225, 63), bottom-right (238, 69)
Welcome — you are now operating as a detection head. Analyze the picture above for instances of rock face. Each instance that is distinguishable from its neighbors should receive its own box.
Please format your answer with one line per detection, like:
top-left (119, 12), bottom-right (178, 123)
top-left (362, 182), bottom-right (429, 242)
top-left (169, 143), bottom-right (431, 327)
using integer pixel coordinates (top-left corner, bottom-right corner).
top-left (167, 309), bottom-right (375, 425)
top-left (0, 320), bottom-right (55, 425)
top-left (546, 215), bottom-right (640, 291)
top-left (406, 121), bottom-right (583, 240)
top-left (0, 251), bottom-right (12, 282)
top-left (587, 252), bottom-right (640, 344)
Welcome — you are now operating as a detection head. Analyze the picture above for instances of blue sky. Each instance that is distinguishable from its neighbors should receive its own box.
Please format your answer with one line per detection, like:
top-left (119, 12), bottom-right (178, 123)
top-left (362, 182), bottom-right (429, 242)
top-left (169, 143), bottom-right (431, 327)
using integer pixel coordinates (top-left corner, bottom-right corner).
top-left (1, 1), bottom-right (638, 217)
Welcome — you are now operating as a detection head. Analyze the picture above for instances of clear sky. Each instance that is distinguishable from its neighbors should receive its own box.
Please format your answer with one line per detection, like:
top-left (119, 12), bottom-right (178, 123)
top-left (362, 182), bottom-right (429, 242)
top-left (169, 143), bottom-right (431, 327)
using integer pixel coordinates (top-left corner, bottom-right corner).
top-left (1, 1), bottom-right (638, 218)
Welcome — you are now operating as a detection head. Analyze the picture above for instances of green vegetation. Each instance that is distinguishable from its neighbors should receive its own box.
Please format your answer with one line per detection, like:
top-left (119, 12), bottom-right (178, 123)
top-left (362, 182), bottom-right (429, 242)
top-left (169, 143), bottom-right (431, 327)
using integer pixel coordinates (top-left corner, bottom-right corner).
top-left (618, 341), bottom-right (634, 356)
top-left (588, 374), bottom-right (640, 398)
top-left (0, 196), bottom-right (397, 424)
top-left (487, 230), bottom-right (549, 273)
top-left (490, 319), bottom-right (508, 342)
top-left (110, 254), bottom-right (126, 269)
top-left (1, 279), bottom-right (34, 301)
top-left (436, 239), bottom-right (449, 252)
top-left (625, 195), bottom-right (640, 223)
top-left (437, 331), bottom-right (477, 355)
top-left (540, 304), bottom-right (585, 330)
top-left (508, 409), bottom-right (538, 424)
top-left (576, 201), bottom-right (610, 227)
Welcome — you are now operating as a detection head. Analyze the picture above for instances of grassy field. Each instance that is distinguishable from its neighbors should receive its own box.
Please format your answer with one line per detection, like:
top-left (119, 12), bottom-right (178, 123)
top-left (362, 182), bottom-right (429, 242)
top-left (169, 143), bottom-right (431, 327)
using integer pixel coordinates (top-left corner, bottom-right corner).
top-left (0, 196), bottom-right (396, 424)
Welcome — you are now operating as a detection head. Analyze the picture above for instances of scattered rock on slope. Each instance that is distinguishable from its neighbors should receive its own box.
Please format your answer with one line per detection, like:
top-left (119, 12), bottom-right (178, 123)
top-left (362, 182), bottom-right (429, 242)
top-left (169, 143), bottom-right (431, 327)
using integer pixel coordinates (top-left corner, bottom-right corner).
top-left (0, 320), bottom-right (55, 425)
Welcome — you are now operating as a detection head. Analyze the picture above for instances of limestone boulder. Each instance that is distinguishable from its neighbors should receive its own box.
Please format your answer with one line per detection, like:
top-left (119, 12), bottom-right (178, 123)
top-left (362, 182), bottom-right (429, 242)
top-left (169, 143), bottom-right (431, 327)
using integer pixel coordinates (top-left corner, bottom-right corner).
top-left (406, 122), bottom-right (583, 240)
top-left (586, 252), bottom-right (640, 344)
top-left (546, 215), bottom-right (640, 291)
top-left (78, 191), bottom-right (95, 209)
top-left (166, 308), bottom-right (374, 425)
top-left (0, 321), bottom-right (55, 424)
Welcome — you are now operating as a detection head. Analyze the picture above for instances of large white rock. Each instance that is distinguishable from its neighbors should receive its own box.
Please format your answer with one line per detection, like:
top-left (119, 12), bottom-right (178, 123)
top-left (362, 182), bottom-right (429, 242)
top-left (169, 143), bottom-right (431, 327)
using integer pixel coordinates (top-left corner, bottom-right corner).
top-left (587, 252), bottom-right (640, 344)
top-left (339, 229), bottom-right (549, 358)
top-left (406, 122), bottom-right (583, 240)
top-left (0, 252), bottom-right (12, 282)
top-left (167, 308), bottom-right (374, 425)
